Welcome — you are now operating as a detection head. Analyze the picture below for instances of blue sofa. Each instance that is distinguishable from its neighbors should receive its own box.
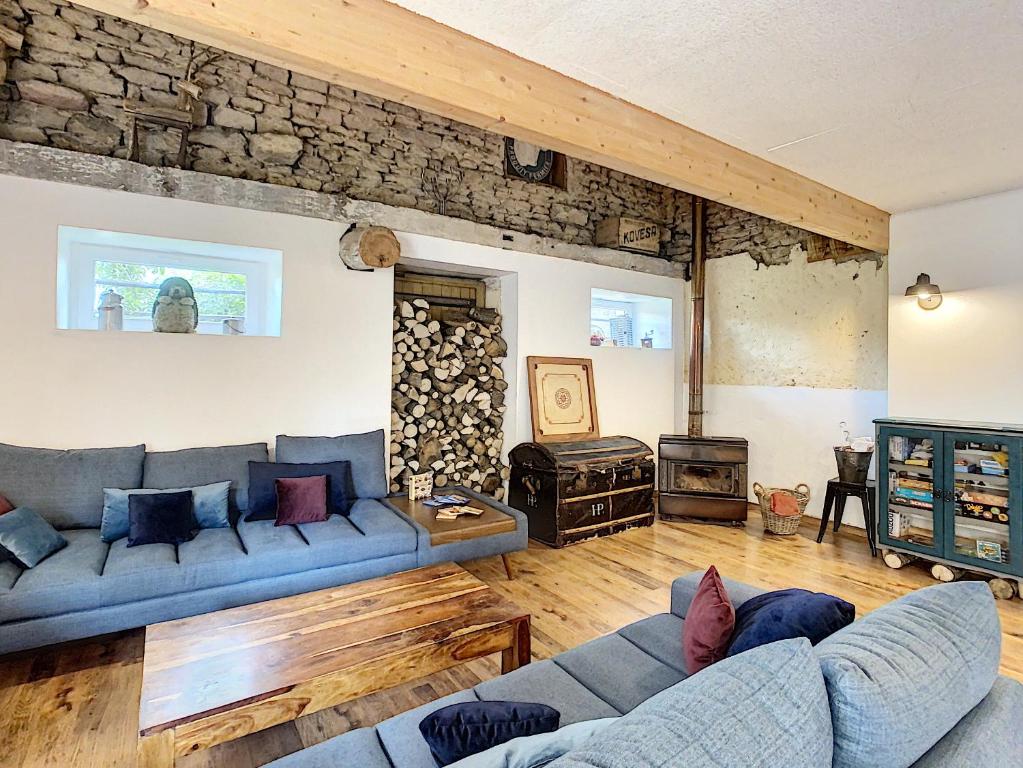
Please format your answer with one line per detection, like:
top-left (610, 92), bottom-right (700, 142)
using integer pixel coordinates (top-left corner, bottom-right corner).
top-left (0, 432), bottom-right (527, 656)
top-left (265, 573), bottom-right (1023, 768)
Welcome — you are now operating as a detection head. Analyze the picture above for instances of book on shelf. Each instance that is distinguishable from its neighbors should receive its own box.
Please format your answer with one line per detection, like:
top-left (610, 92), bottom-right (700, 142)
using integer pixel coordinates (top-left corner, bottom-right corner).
top-left (890, 496), bottom-right (932, 511)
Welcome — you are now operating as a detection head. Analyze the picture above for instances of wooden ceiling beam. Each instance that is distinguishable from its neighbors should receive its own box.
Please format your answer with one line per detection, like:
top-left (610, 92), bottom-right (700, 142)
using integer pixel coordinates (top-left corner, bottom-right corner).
top-left (73, 0), bottom-right (890, 253)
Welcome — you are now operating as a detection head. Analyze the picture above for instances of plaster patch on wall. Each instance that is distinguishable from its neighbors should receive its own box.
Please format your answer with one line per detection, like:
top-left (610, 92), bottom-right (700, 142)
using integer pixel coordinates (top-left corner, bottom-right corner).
top-left (705, 252), bottom-right (887, 390)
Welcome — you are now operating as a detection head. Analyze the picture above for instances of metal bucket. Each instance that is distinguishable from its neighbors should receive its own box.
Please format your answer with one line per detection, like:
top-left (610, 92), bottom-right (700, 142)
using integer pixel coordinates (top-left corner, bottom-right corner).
top-left (835, 447), bottom-right (872, 484)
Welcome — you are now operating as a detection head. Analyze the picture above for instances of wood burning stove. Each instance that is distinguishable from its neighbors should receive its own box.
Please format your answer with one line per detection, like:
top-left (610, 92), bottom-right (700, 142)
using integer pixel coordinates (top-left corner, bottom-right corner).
top-left (662, 198), bottom-right (749, 523)
top-left (658, 435), bottom-right (749, 522)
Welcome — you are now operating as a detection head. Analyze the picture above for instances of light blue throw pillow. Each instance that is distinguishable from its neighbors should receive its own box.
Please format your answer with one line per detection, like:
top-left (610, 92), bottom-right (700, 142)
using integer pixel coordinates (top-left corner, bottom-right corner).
top-left (101, 481), bottom-right (231, 542)
top-left (548, 638), bottom-right (833, 768)
top-left (0, 507), bottom-right (68, 568)
top-left (815, 581), bottom-right (1000, 768)
top-left (449, 718), bottom-right (617, 768)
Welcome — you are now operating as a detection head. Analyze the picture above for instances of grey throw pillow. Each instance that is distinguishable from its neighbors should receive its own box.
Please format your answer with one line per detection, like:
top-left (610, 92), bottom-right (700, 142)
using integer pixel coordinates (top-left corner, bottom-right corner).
top-left (0, 507), bottom-right (68, 568)
top-left (275, 430), bottom-right (388, 499)
top-left (101, 481), bottom-right (231, 542)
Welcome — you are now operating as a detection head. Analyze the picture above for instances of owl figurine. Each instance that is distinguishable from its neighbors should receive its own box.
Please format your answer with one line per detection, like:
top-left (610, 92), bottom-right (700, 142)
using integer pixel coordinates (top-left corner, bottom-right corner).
top-left (152, 277), bottom-right (199, 333)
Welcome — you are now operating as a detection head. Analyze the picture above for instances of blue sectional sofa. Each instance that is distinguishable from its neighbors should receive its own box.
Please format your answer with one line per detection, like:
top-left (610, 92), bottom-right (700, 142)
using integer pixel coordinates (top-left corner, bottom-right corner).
top-left (0, 432), bottom-right (527, 656)
top-left (266, 573), bottom-right (1023, 768)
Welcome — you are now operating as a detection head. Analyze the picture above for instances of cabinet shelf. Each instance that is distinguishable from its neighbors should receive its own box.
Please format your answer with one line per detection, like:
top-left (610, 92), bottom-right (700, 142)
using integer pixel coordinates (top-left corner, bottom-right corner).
top-left (889, 462), bottom-right (933, 474)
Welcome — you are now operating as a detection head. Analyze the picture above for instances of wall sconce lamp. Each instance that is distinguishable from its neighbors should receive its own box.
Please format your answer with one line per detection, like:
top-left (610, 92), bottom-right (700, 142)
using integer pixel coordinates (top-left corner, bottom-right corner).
top-left (905, 272), bottom-right (943, 310)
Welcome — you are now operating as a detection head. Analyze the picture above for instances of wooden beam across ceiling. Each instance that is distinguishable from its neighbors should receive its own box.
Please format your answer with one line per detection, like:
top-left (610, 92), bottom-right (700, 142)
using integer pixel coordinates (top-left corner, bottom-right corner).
top-left (74, 0), bottom-right (890, 253)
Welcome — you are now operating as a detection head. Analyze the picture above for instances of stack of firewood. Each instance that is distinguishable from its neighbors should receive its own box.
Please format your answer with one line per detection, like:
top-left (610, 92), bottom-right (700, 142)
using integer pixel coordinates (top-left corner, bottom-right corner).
top-left (390, 298), bottom-right (510, 498)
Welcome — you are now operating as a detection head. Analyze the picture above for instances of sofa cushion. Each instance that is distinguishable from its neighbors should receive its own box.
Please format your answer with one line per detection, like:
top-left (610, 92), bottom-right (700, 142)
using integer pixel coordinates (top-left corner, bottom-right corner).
top-left (143, 443), bottom-right (269, 516)
top-left (0, 559), bottom-right (19, 591)
top-left (116, 526), bottom-right (322, 599)
top-left (275, 430), bottom-right (388, 499)
top-left (728, 588), bottom-right (854, 657)
top-left (377, 689), bottom-right (480, 768)
top-left (419, 700), bottom-right (560, 766)
top-left (617, 613), bottom-right (687, 673)
top-left (449, 718), bottom-right (618, 768)
top-left (547, 638), bottom-right (833, 768)
top-left (0, 529), bottom-right (109, 622)
top-left (235, 519), bottom-right (312, 568)
top-left (127, 491), bottom-right (197, 548)
top-left (175, 527), bottom-right (252, 587)
top-left (683, 565), bottom-right (735, 673)
top-left (815, 581), bottom-right (1000, 768)
top-left (102, 536), bottom-right (179, 605)
top-left (475, 659), bottom-right (621, 725)
top-left (293, 500), bottom-right (417, 569)
top-left (0, 508), bottom-right (68, 568)
top-left (670, 570), bottom-right (765, 619)
top-left (246, 461), bottom-right (355, 521)
top-left (911, 676), bottom-right (1023, 768)
top-left (274, 475), bottom-right (329, 526)
top-left (0, 442), bottom-right (145, 529)
top-left (554, 633), bottom-right (685, 713)
top-left (101, 481), bottom-right (231, 542)
top-left (261, 727), bottom-right (391, 768)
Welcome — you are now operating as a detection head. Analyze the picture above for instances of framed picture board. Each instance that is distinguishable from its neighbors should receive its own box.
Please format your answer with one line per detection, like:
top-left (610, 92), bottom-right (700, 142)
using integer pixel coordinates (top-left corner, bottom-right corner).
top-left (527, 356), bottom-right (600, 443)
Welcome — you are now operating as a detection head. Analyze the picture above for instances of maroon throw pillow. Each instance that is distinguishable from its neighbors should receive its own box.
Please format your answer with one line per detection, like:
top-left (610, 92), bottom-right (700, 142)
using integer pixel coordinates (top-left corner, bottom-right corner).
top-left (0, 494), bottom-right (13, 515)
top-left (274, 475), bottom-right (328, 526)
top-left (682, 565), bottom-right (735, 675)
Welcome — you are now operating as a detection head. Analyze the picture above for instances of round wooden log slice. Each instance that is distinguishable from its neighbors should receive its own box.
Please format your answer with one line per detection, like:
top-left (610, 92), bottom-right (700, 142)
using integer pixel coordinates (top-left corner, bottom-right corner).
top-left (931, 563), bottom-right (965, 582)
top-left (988, 578), bottom-right (1018, 600)
top-left (339, 225), bottom-right (400, 270)
top-left (882, 551), bottom-right (916, 569)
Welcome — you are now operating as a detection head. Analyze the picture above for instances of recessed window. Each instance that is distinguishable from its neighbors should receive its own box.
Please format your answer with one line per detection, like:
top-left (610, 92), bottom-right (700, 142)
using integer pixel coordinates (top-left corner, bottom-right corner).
top-left (57, 227), bottom-right (282, 336)
top-left (590, 288), bottom-right (672, 349)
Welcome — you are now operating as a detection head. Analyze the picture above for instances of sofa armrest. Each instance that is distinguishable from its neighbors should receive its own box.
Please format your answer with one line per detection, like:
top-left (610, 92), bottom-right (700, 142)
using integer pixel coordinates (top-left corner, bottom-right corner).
top-left (670, 571), bottom-right (767, 618)
top-left (911, 676), bottom-right (1023, 767)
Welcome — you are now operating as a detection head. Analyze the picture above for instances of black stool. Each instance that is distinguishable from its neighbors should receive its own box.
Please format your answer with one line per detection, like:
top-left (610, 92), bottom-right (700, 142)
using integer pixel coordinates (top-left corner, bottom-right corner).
top-left (816, 477), bottom-right (877, 557)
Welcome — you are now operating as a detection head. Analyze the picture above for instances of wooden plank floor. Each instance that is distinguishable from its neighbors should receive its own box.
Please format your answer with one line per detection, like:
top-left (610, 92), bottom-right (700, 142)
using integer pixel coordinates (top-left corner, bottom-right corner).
top-left (1, 516), bottom-right (1020, 768)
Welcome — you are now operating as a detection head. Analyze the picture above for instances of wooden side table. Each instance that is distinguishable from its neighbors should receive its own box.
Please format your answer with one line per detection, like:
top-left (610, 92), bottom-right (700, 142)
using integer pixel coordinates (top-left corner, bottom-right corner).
top-left (387, 488), bottom-right (519, 579)
top-left (816, 477), bottom-right (878, 557)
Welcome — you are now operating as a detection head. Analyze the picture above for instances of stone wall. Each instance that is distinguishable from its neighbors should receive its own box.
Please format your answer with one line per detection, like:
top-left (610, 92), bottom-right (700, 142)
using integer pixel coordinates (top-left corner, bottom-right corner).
top-left (0, 0), bottom-right (838, 268)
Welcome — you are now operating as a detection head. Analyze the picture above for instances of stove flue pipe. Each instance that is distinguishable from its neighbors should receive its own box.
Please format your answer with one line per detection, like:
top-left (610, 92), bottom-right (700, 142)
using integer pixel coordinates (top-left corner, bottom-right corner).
top-left (687, 197), bottom-right (706, 437)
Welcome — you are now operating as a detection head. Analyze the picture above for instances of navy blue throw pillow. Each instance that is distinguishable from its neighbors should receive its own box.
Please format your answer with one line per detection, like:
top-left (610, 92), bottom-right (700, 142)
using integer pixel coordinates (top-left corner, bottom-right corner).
top-left (127, 491), bottom-right (197, 547)
top-left (727, 588), bottom-right (855, 657)
top-left (419, 701), bottom-right (560, 766)
top-left (246, 461), bottom-right (355, 521)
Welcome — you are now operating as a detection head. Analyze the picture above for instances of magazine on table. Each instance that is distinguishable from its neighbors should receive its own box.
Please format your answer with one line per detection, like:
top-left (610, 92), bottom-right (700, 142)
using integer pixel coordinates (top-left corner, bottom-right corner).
top-left (422, 494), bottom-right (471, 507)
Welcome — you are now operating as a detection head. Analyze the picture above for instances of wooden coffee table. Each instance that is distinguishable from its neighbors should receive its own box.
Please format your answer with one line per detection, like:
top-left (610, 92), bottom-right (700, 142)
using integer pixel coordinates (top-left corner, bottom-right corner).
top-left (137, 563), bottom-right (531, 767)
top-left (387, 488), bottom-right (520, 579)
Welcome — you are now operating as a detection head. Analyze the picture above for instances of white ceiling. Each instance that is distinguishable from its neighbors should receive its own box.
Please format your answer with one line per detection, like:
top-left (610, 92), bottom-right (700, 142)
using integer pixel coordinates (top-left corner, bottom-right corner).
top-left (392, 0), bottom-right (1023, 213)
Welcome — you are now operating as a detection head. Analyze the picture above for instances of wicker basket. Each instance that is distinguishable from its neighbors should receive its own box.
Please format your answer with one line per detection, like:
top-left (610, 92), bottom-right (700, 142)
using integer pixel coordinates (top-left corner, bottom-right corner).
top-left (753, 482), bottom-right (811, 535)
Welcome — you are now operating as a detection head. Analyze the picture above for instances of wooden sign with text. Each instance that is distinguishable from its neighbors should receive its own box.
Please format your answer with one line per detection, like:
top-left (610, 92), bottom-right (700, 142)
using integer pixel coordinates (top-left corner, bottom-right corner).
top-left (595, 217), bottom-right (661, 256)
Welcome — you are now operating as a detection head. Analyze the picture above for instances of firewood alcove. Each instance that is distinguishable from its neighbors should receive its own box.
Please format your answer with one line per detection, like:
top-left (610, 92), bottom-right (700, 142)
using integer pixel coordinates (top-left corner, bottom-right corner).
top-left (390, 269), bottom-right (510, 499)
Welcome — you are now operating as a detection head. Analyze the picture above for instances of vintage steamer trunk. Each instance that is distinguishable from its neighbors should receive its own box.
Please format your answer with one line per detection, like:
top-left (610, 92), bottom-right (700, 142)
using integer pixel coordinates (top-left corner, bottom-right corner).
top-left (509, 436), bottom-right (655, 547)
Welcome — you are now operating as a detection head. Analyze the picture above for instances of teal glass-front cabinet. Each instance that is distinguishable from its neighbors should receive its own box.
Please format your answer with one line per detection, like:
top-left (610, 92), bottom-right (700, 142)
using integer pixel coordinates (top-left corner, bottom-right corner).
top-left (876, 419), bottom-right (1023, 578)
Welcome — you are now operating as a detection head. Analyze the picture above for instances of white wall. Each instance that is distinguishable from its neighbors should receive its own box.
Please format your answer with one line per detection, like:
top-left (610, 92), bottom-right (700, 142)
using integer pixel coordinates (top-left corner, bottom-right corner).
top-left (0, 174), bottom-right (684, 467)
top-left (704, 385), bottom-right (886, 528)
top-left (0, 174), bottom-right (394, 451)
top-left (701, 252), bottom-right (889, 527)
top-left (889, 186), bottom-right (1023, 423)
